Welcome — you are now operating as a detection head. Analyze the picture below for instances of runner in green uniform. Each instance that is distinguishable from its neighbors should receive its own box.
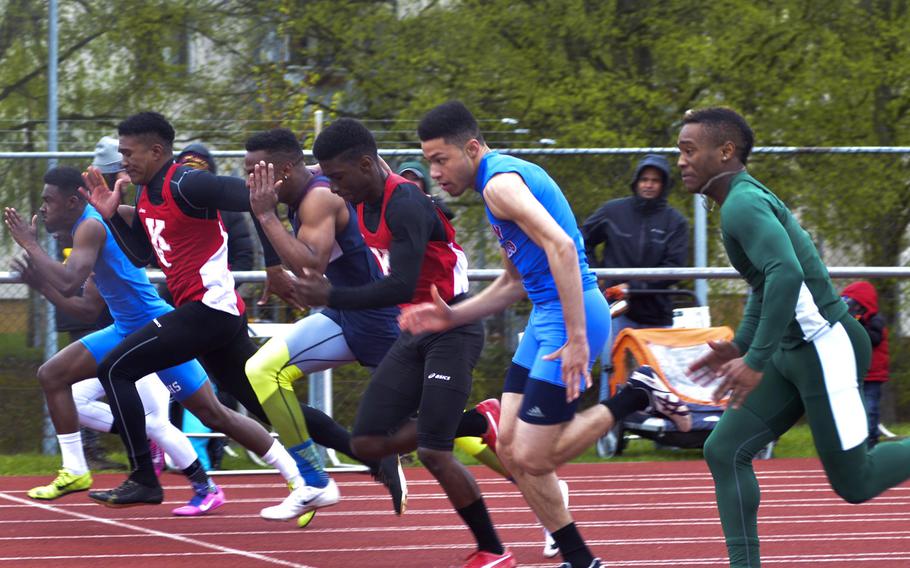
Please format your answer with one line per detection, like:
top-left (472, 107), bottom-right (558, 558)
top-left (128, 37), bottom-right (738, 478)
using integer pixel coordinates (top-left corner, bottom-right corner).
top-left (680, 107), bottom-right (910, 568)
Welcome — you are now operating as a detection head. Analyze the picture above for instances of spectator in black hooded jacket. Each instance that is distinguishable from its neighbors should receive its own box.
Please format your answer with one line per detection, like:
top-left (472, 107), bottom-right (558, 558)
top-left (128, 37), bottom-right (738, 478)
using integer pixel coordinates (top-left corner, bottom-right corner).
top-left (581, 154), bottom-right (689, 400)
top-left (177, 144), bottom-right (256, 277)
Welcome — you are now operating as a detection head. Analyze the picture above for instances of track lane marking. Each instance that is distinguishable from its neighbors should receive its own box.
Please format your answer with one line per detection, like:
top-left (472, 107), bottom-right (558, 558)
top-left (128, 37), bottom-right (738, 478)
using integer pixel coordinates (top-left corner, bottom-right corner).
top-left (0, 491), bottom-right (312, 568)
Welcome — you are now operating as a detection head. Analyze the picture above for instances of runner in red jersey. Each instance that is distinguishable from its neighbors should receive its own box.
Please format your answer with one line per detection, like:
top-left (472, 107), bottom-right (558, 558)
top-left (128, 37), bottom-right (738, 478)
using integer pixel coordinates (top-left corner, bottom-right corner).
top-left (355, 171), bottom-right (468, 306)
top-left (294, 118), bottom-right (514, 568)
top-left (80, 112), bottom-right (339, 519)
top-left (137, 162), bottom-right (242, 312)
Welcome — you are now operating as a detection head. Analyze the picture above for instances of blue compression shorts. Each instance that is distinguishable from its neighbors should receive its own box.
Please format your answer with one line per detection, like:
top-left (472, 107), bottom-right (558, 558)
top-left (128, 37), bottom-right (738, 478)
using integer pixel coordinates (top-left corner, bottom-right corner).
top-left (80, 323), bottom-right (208, 401)
top-left (512, 286), bottom-right (611, 389)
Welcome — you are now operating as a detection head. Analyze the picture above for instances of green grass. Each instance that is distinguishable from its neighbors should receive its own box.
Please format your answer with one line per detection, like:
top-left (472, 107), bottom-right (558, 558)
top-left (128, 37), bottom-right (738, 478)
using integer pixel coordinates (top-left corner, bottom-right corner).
top-left (0, 450), bottom-right (306, 476)
top-left (0, 332), bottom-right (41, 362)
top-left (5, 423), bottom-right (910, 476)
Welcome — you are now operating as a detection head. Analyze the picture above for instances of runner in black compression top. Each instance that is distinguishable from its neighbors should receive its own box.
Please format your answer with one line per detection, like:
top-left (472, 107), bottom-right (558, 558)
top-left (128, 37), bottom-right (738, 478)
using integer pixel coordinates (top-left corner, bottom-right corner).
top-left (297, 118), bottom-right (509, 566)
top-left (107, 166), bottom-right (282, 269)
top-left (327, 182), bottom-right (448, 309)
top-left (81, 113), bottom-right (336, 517)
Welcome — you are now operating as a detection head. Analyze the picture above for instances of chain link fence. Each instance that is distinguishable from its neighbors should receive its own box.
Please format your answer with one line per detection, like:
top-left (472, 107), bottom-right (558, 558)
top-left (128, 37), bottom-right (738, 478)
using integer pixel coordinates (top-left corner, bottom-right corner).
top-left (2, 148), bottom-right (910, 454)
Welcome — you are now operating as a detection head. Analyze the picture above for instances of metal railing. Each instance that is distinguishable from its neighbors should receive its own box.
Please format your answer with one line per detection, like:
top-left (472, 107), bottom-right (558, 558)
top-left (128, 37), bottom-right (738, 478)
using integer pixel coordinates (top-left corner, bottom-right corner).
top-left (6, 266), bottom-right (910, 285)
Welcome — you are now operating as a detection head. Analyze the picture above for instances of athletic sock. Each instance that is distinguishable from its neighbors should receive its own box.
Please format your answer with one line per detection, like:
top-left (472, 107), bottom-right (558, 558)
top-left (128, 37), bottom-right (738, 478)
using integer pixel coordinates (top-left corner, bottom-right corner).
top-left (182, 460), bottom-right (215, 495)
top-left (261, 440), bottom-right (304, 488)
top-left (552, 522), bottom-right (594, 568)
top-left (57, 432), bottom-right (89, 475)
top-left (601, 387), bottom-right (649, 422)
top-left (455, 408), bottom-right (488, 438)
top-left (127, 451), bottom-right (158, 487)
top-left (456, 497), bottom-right (504, 555)
top-left (289, 440), bottom-right (329, 488)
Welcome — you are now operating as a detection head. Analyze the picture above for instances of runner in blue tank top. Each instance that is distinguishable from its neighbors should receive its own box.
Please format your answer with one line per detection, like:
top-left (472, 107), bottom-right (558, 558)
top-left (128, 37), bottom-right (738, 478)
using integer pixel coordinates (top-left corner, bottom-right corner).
top-left (71, 204), bottom-right (210, 396)
top-left (242, 128), bottom-right (406, 519)
top-left (478, 151), bottom-right (600, 305)
top-left (401, 102), bottom-right (692, 568)
top-left (3, 166), bottom-right (222, 513)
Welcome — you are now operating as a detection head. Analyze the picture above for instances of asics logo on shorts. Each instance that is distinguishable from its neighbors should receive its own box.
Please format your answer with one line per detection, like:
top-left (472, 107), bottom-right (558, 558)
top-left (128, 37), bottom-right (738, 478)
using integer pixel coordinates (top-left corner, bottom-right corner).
top-left (526, 406), bottom-right (546, 418)
top-left (427, 372), bottom-right (451, 381)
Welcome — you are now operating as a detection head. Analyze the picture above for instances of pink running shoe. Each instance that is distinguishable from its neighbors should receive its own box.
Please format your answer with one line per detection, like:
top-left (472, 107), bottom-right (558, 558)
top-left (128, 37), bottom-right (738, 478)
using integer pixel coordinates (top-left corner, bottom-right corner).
top-left (172, 485), bottom-right (226, 516)
top-left (475, 398), bottom-right (501, 453)
top-left (150, 440), bottom-right (165, 478)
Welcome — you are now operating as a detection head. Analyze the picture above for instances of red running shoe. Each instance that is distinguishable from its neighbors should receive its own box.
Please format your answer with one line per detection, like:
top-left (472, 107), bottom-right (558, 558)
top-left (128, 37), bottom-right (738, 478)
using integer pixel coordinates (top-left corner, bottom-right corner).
top-left (475, 398), bottom-right (501, 453)
top-left (464, 548), bottom-right (516, 568)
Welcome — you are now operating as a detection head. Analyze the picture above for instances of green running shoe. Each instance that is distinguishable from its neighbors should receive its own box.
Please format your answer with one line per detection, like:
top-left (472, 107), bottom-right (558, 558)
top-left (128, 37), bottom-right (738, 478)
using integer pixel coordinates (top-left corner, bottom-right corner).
top-left (27, 469), bottom-right (93, 500)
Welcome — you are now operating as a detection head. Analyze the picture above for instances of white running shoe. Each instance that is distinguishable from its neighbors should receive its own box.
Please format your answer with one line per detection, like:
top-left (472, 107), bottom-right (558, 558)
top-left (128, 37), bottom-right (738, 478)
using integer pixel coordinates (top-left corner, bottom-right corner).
top-left (542, 478), bottom-right (570, 558)
top-left (260, 478), bottom-right (340, 521)
top-left (627, 366), bottom-right (693, 433)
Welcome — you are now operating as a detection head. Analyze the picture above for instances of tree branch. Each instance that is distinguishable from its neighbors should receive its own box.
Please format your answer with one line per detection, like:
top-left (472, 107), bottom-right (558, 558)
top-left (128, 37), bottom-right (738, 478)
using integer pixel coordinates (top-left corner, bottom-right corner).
top-left (0, 28), bottom-right (107, 104)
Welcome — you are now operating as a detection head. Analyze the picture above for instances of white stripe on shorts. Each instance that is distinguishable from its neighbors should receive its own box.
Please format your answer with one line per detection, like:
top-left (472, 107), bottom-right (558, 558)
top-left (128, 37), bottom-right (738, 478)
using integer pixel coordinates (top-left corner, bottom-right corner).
top-left (814, 321), bottom-right (867, 451)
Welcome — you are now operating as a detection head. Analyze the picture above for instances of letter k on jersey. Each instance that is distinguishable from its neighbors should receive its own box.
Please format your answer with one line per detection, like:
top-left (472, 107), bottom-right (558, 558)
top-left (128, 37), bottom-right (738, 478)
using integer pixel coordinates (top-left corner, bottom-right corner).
top-left (145, 217), bottom-right (173, 268)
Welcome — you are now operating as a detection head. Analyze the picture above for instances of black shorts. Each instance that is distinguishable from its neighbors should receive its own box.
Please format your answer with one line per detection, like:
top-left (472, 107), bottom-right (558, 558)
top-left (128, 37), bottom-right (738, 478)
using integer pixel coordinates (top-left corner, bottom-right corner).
top-left (503, 363), bottom-right (580, 425)
top-left (352, 320), bottom-right (484, 451)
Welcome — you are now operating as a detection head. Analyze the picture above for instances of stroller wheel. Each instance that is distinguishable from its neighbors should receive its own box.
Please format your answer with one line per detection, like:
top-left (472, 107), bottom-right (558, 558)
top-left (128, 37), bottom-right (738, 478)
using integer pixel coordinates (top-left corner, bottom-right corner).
top-left (755, 440), bottom-right (775, 460)
top-left (596, 429), bottom-right (619, 458)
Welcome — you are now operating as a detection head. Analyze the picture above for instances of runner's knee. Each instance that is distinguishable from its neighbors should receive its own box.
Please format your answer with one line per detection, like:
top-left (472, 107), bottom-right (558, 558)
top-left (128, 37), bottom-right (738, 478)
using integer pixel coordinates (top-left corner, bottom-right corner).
top-left (509, 444), bottom-right (557, 476)
top-left (244, 351), bottom-right (273, 392)
top-left (832, 484), bottom-right (871, 504)
top-left (703, 432), bottom-right (735, 472)
top-left (192, 404), bottom-right (231, 432)
top-left (351, 436), bottom-right (386, 462)
top-left (36, 360), bottom-right (67, 392)
top-left (416, 447), bottom-right (454, 476)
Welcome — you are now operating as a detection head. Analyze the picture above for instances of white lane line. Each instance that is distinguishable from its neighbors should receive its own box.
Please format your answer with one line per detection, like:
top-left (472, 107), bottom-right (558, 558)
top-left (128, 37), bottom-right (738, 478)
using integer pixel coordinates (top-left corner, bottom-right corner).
top-left (0, 493), bottom-right (910, 525)
top-left (0, 491), bottom-right (312, 568)
top-left (520, 553), bottom-right (910, 567)
top-left (10, 542), bottom-right (898, 566)
top-left (3, 527), bottom-right (910, 545)
top-left (1, 510), bottom-right (909, 536)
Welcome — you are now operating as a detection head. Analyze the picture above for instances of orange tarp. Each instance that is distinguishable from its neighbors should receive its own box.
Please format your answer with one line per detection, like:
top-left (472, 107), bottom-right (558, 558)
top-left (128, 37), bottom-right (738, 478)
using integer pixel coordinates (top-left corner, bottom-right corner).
top-left (610, 326), bottom-right (734, 406)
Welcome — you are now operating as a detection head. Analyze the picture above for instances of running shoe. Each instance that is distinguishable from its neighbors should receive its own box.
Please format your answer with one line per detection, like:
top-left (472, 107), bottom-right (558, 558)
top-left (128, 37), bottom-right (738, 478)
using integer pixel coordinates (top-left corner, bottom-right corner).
top-left (542, 478), bottom-right (570, 558)
top-left (88, 479), bottom-right (164, 507)
top-left (172, 485), bottom-right (226, 516)
top-left (150, 440), bottom-right (165, 478)
top-left (260, 478), bottom-right (340, 521)
top-left (27, 469), bottom-right (92, 500)
top-left (627, 366), bottom-right (693, 433)
top-left (463, 548), bottom-right (516, 568)
top-left (558, 559), bottom-right (602, 568)
top-left (371, 453), bottom-right (408, 515)
top-left (476, 398), bottom-right (501, 452)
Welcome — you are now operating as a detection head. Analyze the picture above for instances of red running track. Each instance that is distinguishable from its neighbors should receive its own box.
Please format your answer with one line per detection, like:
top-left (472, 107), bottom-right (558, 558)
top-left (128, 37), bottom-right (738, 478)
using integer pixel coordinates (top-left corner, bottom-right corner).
top-left (1, 458), bottom-right (910, 567)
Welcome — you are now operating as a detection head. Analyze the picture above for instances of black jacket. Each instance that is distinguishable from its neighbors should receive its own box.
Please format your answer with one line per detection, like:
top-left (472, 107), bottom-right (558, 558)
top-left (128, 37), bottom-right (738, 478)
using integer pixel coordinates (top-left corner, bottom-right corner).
top-left (581, 155), bottom-right (689, 326)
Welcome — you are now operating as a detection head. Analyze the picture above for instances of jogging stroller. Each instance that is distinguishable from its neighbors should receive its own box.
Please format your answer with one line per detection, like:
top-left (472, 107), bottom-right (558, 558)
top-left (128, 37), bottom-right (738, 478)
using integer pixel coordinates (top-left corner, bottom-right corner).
top-left (598, 325), bottom-right (773, 459)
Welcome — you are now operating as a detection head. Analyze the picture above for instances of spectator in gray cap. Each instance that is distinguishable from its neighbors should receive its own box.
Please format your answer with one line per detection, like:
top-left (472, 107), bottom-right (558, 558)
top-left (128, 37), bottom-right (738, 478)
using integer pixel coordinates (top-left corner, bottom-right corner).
top-left (92, 136), bottom-right (127, 190)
